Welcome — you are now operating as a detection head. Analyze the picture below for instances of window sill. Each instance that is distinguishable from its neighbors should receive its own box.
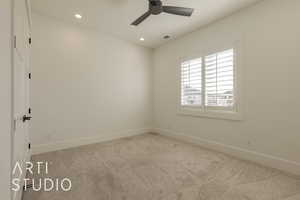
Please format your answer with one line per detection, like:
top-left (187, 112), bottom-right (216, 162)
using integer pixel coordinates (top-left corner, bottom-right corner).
top-left (177, 107), bottom-right (243, 121)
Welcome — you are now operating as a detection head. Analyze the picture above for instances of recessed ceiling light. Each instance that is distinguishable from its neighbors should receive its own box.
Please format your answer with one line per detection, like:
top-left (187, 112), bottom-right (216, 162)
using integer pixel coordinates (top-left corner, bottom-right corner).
top-left (140, 37), bottom-right (145, 41)
top-left (75, 14), bottom-right (82, 19)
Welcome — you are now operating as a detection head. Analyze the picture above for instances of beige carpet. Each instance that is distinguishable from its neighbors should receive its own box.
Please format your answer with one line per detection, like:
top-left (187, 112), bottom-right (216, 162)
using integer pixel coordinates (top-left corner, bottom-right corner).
top-left (23, 133), bottom-right (300, 200)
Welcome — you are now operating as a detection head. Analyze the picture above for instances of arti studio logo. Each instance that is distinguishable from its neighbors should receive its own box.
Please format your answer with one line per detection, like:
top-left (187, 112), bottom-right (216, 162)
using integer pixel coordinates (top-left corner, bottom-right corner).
top-left (12, 161), bottom-right (72, 192)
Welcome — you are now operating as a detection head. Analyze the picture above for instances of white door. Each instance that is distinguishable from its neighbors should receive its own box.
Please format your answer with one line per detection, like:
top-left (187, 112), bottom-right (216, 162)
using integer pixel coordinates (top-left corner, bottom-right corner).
top-left (12, 0), bottom-right (31, 199)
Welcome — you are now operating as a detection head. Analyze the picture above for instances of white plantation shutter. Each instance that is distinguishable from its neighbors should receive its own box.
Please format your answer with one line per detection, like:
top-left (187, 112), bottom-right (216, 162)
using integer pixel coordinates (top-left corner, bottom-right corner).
top-left (205, 49), bottom-right (234, 108)
top-left (180, 48), bottom-right (236, 115)
top-left (181, 58), bottom-right (202, 106)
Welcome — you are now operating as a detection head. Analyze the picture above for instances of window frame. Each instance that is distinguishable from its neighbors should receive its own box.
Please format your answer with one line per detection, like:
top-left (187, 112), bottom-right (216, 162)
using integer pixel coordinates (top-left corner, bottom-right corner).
top-left (177, 43), bottom-right (243, 121)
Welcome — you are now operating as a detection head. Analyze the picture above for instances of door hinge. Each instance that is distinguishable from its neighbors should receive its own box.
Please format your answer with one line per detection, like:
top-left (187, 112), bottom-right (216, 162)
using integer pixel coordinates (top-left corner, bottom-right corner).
top-left (13, 119), bottom-right (17, 132)
top-left (28, 143), bottom-right (31, 149)
top-left (23, 182), bottom-right (33, 190)
top-left (14, 35), bottom-right (17, 48)
top-left (28, 108), bottom-right (31, 114)
top-left (29, 73), bottom-right (31, 79)
top-left (29, 37), bottom-right (32, 44)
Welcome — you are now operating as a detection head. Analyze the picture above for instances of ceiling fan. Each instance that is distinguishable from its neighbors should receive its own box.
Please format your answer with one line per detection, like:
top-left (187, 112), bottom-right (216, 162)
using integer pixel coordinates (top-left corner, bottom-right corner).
top-left (131, 0), bottom-right (194, 26)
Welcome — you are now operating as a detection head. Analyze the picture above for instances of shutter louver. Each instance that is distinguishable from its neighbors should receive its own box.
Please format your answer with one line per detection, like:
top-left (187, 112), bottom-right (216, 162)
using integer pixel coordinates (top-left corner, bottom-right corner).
top-left (205, 49), bottom-right (234, 107)
top-left (181, 58), bottom-right (202, 106)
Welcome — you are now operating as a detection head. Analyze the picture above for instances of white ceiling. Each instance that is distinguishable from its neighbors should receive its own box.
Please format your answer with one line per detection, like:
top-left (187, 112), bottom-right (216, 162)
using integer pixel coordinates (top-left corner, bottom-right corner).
top-left (31, 0), bottom-right (262, 48)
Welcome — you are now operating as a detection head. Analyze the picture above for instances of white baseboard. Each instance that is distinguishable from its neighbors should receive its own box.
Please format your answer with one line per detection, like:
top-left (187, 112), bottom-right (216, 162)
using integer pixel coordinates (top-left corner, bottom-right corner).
top-left (152, 128), bottom-right (300, 176)
top-left (31, 127), bottom-right (300, 176)
top-left (32, 128), bottom-right (151, 155)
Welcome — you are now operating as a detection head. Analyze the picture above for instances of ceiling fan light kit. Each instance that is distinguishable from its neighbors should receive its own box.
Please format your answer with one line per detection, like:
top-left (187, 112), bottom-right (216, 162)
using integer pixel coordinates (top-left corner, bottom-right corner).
top-left (131, 0), bottom-right (194, 26)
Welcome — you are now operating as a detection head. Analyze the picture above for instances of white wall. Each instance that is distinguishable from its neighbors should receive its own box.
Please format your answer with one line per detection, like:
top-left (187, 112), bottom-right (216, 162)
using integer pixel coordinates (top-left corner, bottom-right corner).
top-left (153, 0), bottom-right (300, 172)
top-left (31, 0), bottom-right (300, 175)
top-left (30, 13), bottom-right (153, 153)
top-left (0, 0), bottom-right (12, 199)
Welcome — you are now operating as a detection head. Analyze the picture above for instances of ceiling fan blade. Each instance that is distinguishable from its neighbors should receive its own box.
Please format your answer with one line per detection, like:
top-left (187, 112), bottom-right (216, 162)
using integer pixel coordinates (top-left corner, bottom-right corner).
top-left (131, 11), bottom-right (151, 26)
top-left (163, 6), bottom-right (194, 17)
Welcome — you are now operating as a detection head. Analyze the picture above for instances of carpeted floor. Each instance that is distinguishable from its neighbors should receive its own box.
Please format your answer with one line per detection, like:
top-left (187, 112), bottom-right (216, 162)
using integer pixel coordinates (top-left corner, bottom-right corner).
top-left (23, 133), bottom-right (300, 200)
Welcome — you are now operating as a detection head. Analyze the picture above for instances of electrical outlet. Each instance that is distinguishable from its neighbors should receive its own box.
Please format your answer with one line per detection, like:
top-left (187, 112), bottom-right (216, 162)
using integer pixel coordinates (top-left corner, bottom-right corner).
top-left (247, 140), bottom-right (252, 147)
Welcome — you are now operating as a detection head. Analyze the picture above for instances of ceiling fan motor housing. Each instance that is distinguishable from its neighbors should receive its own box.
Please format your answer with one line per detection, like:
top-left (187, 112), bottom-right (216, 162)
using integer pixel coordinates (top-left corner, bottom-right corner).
top-left (149, 0), bottom-right (163, 15)
top-left (131, 0), bottom-right (194, 26)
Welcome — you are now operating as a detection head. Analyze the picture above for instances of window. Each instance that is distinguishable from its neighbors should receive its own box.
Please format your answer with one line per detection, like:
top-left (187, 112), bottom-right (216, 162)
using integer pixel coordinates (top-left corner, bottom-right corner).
top-left (180, 48), bottom-right (239, 119)
top-left (181, 58), bottom-right (202, 106)
top-left (205, 49), bottom-right (234, 108)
